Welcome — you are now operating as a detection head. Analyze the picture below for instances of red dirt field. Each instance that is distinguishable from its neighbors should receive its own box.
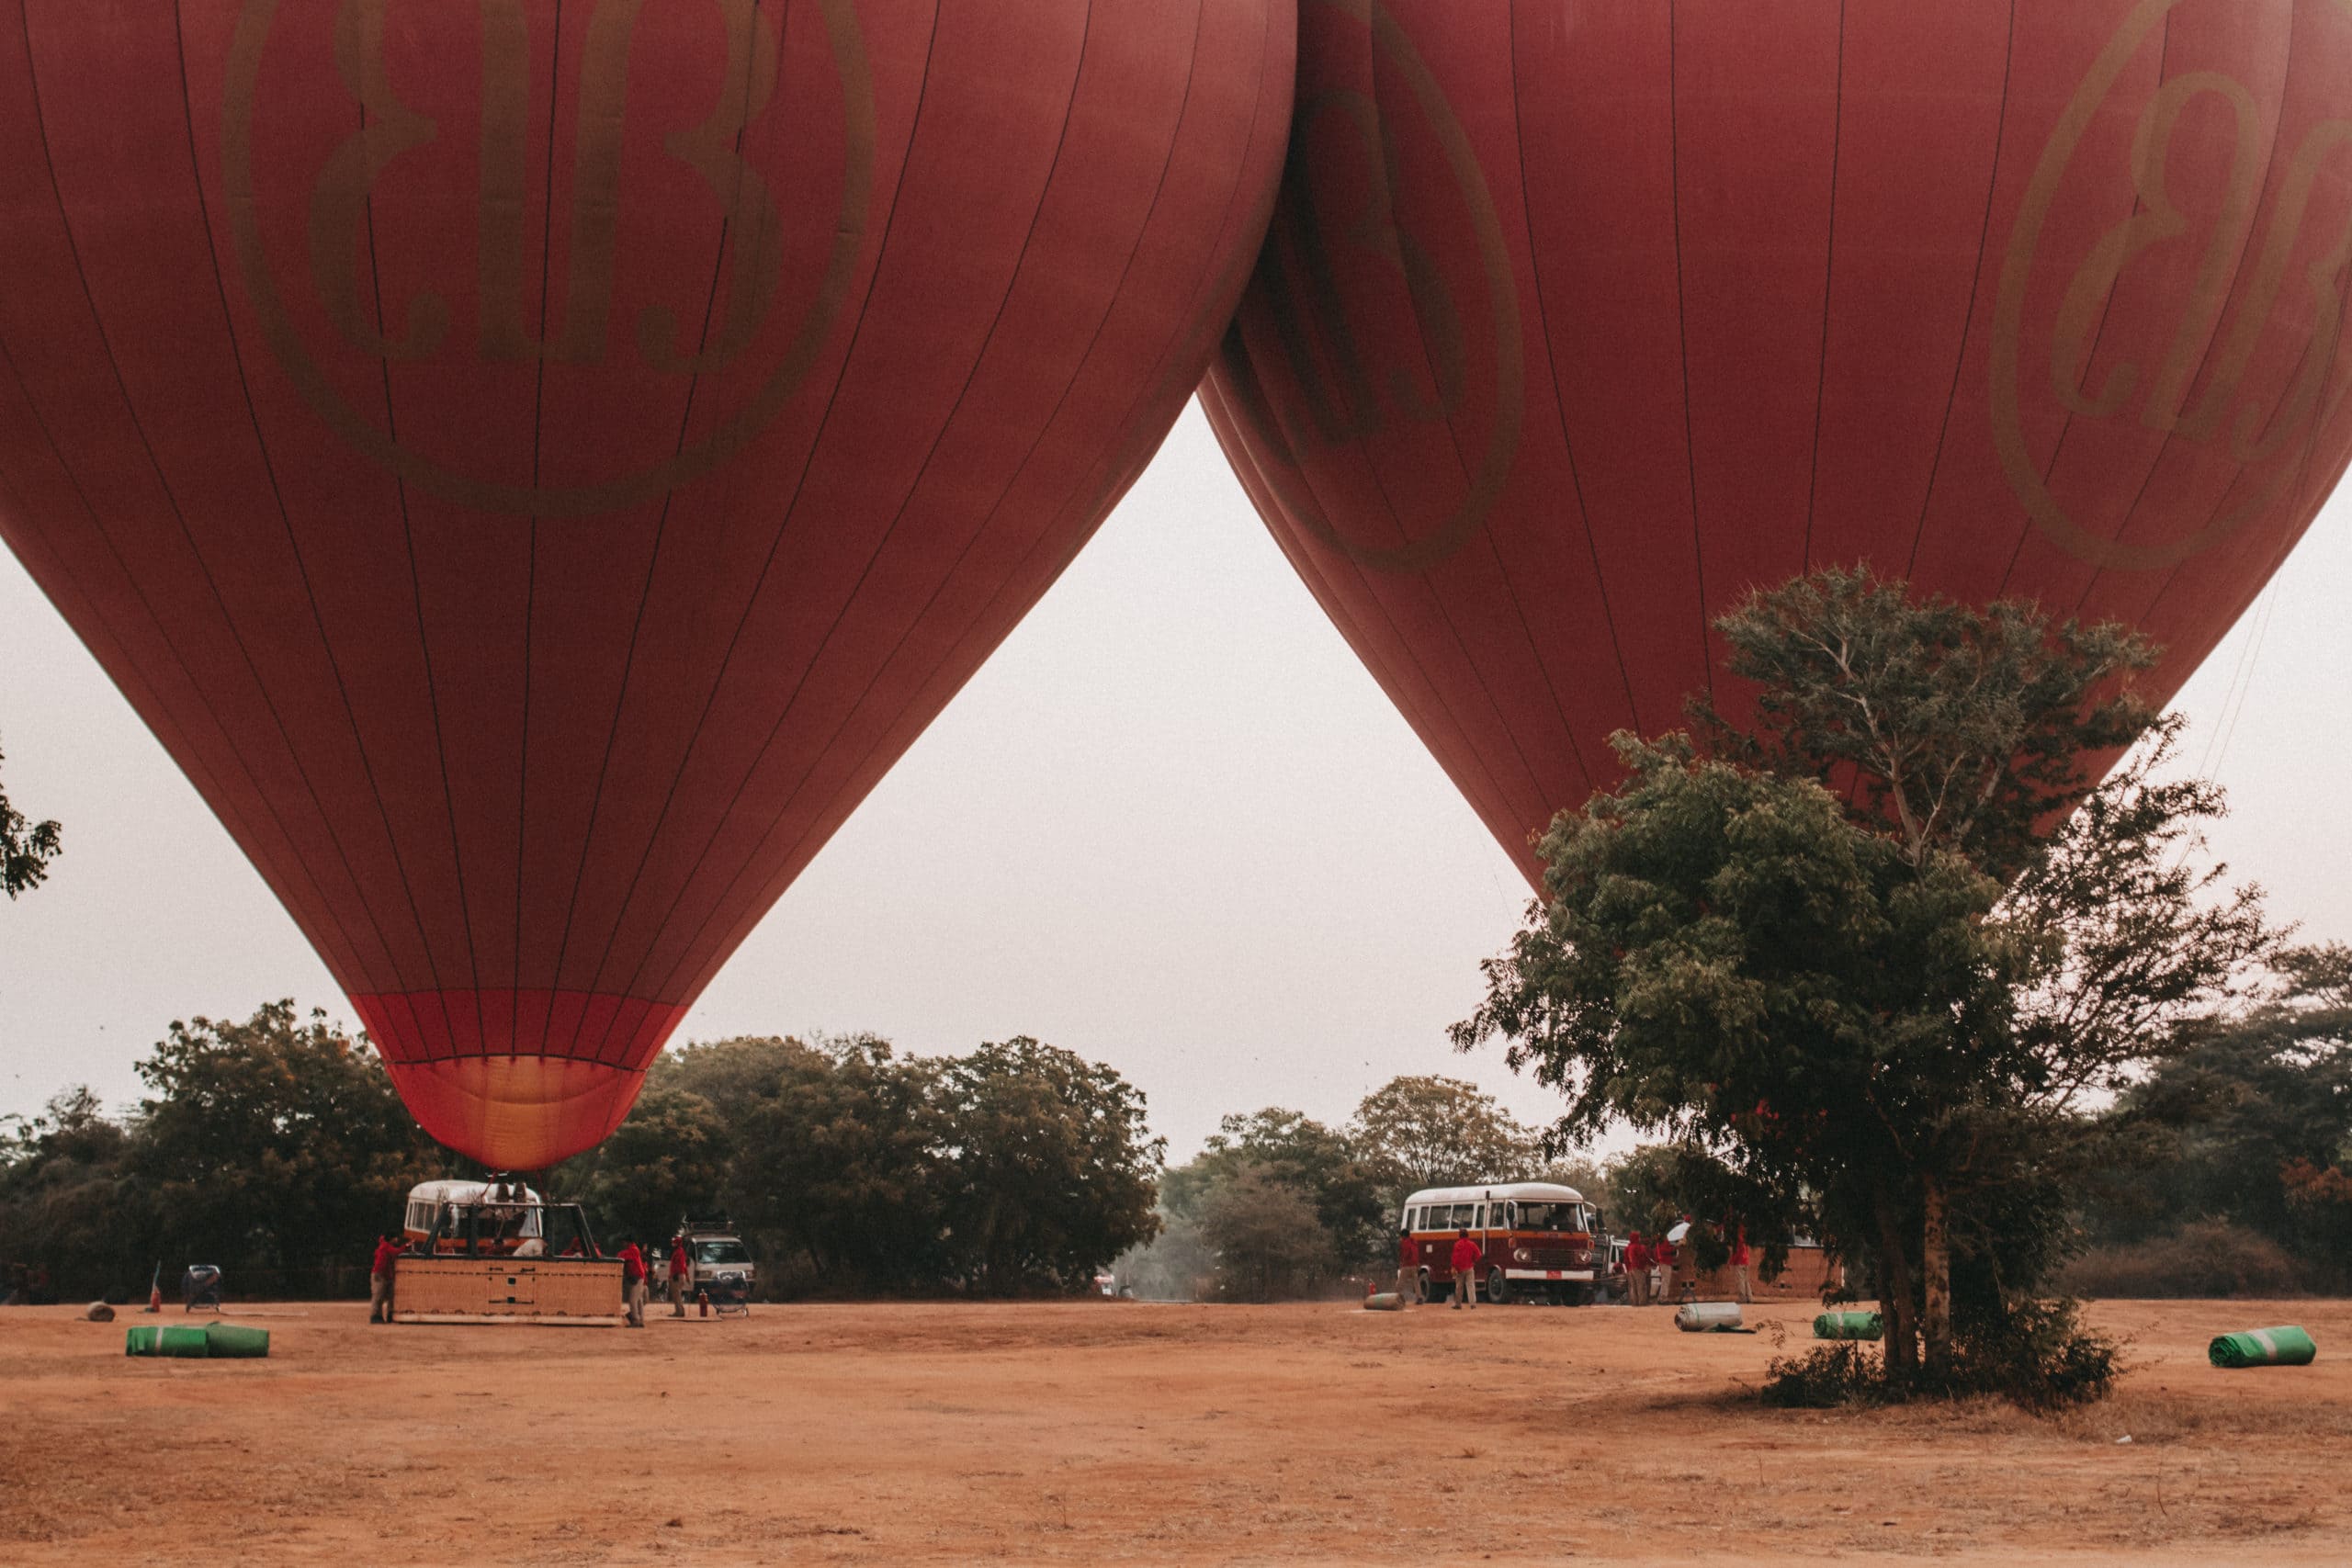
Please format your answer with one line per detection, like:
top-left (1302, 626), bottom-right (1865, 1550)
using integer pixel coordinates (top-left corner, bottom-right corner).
top-left (5, 1295), bottom-right (2347, 1565)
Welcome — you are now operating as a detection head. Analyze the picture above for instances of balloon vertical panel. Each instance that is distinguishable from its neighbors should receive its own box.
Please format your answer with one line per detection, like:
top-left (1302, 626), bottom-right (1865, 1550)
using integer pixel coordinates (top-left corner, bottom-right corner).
top-left (0, 0), bottom-right (1296, 1166)
top-left (1205, 0), bottom-right (2352, 886)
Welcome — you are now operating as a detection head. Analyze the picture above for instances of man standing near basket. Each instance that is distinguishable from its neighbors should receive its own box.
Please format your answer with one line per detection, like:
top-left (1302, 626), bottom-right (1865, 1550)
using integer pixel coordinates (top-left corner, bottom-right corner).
top-left (368, 1234), bottom-right (403, 1325)
top-left (616, 1238), bottom-right (649, 1327)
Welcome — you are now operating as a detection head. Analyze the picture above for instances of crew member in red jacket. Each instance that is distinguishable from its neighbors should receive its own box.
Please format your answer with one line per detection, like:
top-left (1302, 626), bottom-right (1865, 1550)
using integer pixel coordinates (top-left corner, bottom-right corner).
top-left (1655, 1225), bottom-right (1681, 1303)
top-left (368, 1234), bottom-right (403, 1325)
top-left (1449, 1230), bottom-right (1483, 1311)
top-left (616, 1239), bottom-right (649, 1327)
top-left (669, 1236), bottom-right (692, 1317)
top-left (1623, 1232), bottom-right (1651, 1307)
top-left (1730, 1226), bottom-right (1753, 1303)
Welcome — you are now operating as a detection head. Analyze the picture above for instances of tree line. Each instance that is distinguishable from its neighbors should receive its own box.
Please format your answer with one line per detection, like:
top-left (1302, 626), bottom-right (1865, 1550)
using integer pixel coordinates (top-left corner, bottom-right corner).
top-left (0, 1011), bottom-right (1162, 1302)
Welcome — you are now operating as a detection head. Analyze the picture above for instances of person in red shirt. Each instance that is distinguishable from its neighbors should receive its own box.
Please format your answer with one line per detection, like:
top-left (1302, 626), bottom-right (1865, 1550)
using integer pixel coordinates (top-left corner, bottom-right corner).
top-left (1655, 1225), bottom-right (1681, 1303)
top-left (1448, 1230), bottom-right (1483, 1311)
top-left (616, 1239), bottom-right (649, 1327)
top-left (1730, 1225), bottom-right (1753, 1304)
top-left (669, 1236), bottom-right (692, 1317)
top-left (1623, 1232), bottom-right (1651, 1307)
top-left (368, 1234), bottom-right (403, 1325)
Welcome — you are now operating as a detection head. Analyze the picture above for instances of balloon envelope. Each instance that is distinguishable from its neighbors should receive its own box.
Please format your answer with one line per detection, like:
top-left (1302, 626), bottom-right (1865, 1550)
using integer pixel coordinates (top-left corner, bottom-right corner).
top-left (1205, 0), bottom-right (2352, 882)
top-left (0, 0), bottom-right (1293, 1165)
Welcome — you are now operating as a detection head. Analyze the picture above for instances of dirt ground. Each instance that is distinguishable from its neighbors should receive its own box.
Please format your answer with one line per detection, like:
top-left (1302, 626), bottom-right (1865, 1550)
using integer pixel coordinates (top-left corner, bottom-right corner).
top-left (5, 1295), bottom-right (2347, 1565)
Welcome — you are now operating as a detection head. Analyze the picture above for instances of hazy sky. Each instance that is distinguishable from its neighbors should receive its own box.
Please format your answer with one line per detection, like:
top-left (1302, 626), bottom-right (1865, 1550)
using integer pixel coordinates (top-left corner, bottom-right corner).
top-left (4, 403), bottom-right (2347, 1160)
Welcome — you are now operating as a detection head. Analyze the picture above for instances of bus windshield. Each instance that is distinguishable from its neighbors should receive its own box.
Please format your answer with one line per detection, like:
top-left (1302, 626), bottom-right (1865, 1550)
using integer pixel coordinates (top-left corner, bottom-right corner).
top-left (1515, 1202), bottom-right (1584, 1233)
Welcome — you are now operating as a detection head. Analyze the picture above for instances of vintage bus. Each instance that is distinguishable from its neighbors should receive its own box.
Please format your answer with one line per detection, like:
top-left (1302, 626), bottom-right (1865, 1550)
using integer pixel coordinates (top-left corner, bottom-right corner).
top-left (1399, 1181), bottom-right (1600, 1305)
top-left (402, 1179), bottom-right (547, 1257)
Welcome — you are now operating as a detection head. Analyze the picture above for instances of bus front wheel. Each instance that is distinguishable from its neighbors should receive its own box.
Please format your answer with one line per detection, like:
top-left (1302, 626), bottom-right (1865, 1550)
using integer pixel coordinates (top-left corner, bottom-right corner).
top-left (1486, 1269), bottom-right (1510, 1305)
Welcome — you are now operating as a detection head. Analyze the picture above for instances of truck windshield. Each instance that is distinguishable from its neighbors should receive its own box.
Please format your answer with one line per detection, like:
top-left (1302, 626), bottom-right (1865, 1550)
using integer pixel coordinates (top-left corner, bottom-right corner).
top-left (694, 1241), bottom-right (751, 1265)
top-left (1516, 1202), bottom-right (1582, 1232)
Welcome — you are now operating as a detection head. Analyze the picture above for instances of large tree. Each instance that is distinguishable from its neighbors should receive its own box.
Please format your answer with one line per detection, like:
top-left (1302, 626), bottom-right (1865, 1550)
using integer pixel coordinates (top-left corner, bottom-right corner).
top-left (1197, 1168), bottom-right (1328, 1303)
top-left (934, 1036), bottom-right (1163, 1293)
top-left (1456, 570), bottom-right (2268, 1391)
top-left (1455, 735), bottom-right (2010, 1379)
top-left (1348, 1075), bottom-right (1538, 1197)
top-left (1164, 1108), bottom-right (1388, 1272)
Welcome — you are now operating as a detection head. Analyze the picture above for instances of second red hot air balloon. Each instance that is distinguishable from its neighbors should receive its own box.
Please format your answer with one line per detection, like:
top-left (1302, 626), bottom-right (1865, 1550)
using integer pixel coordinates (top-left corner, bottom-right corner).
top-left (0, 0), bottom-right (1294, 1166)
top-left (1205, 0), bottom-right (2352, 882)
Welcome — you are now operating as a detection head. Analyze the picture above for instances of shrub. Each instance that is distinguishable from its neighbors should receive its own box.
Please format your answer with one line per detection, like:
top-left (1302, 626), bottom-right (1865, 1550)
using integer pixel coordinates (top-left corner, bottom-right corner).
top-left (2060, 1219), bottom-right (2308, 1299)
top-left (1939, 1298), bottom-right (2120, 1411)
top-left (1761, 1341), bottom-right (1886, 1408)
top-left (1763, 1300), bottom-right (2118, 1412)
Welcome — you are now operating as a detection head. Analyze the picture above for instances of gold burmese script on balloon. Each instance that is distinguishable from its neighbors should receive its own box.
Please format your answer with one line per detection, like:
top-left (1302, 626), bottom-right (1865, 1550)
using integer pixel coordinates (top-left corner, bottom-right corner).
top-left (1995, 0), bottom-right (2352, 572)
top-left (221, 0), bottom-right (876, 517)
top-left (1227, 0), bottom-right (1523, 575)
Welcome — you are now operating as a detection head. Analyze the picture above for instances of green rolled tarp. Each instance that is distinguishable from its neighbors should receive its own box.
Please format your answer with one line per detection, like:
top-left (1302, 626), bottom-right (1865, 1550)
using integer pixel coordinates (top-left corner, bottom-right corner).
top-left (2209, 1325), bottom-right (2317, 1368)
top-left (1814, 1310), bottom-right (1884, 1341)
top-left (204, 1324), bottom-right (269, 1359)
top-left (124, 1325), bottom-right (211, 1358)
top-left (124, 1322), bottom-right (269, 1359)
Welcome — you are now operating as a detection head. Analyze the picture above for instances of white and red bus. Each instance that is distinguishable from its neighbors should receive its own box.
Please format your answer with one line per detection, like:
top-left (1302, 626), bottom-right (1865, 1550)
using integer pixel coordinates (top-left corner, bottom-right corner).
top-left (1399, 1181), bottom-right (1600, 1305)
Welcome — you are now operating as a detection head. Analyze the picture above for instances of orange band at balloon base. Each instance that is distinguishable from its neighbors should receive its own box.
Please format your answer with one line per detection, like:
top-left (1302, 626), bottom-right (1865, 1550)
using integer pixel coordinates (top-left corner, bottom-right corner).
top-left (353, 990), bottom-right (688, 1168)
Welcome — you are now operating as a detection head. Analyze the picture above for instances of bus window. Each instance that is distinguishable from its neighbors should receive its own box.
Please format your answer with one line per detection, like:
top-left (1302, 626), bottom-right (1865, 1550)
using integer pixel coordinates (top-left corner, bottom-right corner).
top-left (1403, 1207), bottom-right (1419, 1232)
top-left (1518, 1201), bottom-right (1579, 1232)
top-left (1473, 1204), bottom-right (1487, 1230)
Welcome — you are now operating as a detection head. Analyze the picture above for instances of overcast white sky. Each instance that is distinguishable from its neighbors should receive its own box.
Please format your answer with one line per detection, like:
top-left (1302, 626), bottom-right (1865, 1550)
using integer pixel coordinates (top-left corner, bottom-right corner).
top-left (3, 402), bottom-right (2347, 1160)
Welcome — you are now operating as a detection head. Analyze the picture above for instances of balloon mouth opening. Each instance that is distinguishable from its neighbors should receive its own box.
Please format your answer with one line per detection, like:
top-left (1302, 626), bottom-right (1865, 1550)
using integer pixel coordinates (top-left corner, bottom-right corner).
top-left (384, 1056), bottom-right (648, 1168)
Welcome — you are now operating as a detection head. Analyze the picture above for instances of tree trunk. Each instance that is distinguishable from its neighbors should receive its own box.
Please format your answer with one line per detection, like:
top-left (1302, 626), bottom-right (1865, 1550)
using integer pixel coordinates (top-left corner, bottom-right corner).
top-left (1921, 1177), bottom-right (1952, 1379)
top-left (1871, 1186), bottom-right (1919, 1386)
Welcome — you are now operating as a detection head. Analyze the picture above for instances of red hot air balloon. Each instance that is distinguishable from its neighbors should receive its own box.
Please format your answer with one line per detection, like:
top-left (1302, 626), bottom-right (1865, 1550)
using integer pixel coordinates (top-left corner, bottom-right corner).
top-left (0, 0), bottom-right (1294, 1167)
top-left (1204, 0), bottom-right (2352, 884)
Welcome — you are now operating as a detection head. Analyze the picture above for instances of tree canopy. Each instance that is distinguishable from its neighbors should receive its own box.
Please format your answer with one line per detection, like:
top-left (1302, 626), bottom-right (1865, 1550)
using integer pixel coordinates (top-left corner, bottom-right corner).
top-left (1348, 1075), bottom-right (1539, 1193)
top-left (0, 737), bottom-right (62, 899)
